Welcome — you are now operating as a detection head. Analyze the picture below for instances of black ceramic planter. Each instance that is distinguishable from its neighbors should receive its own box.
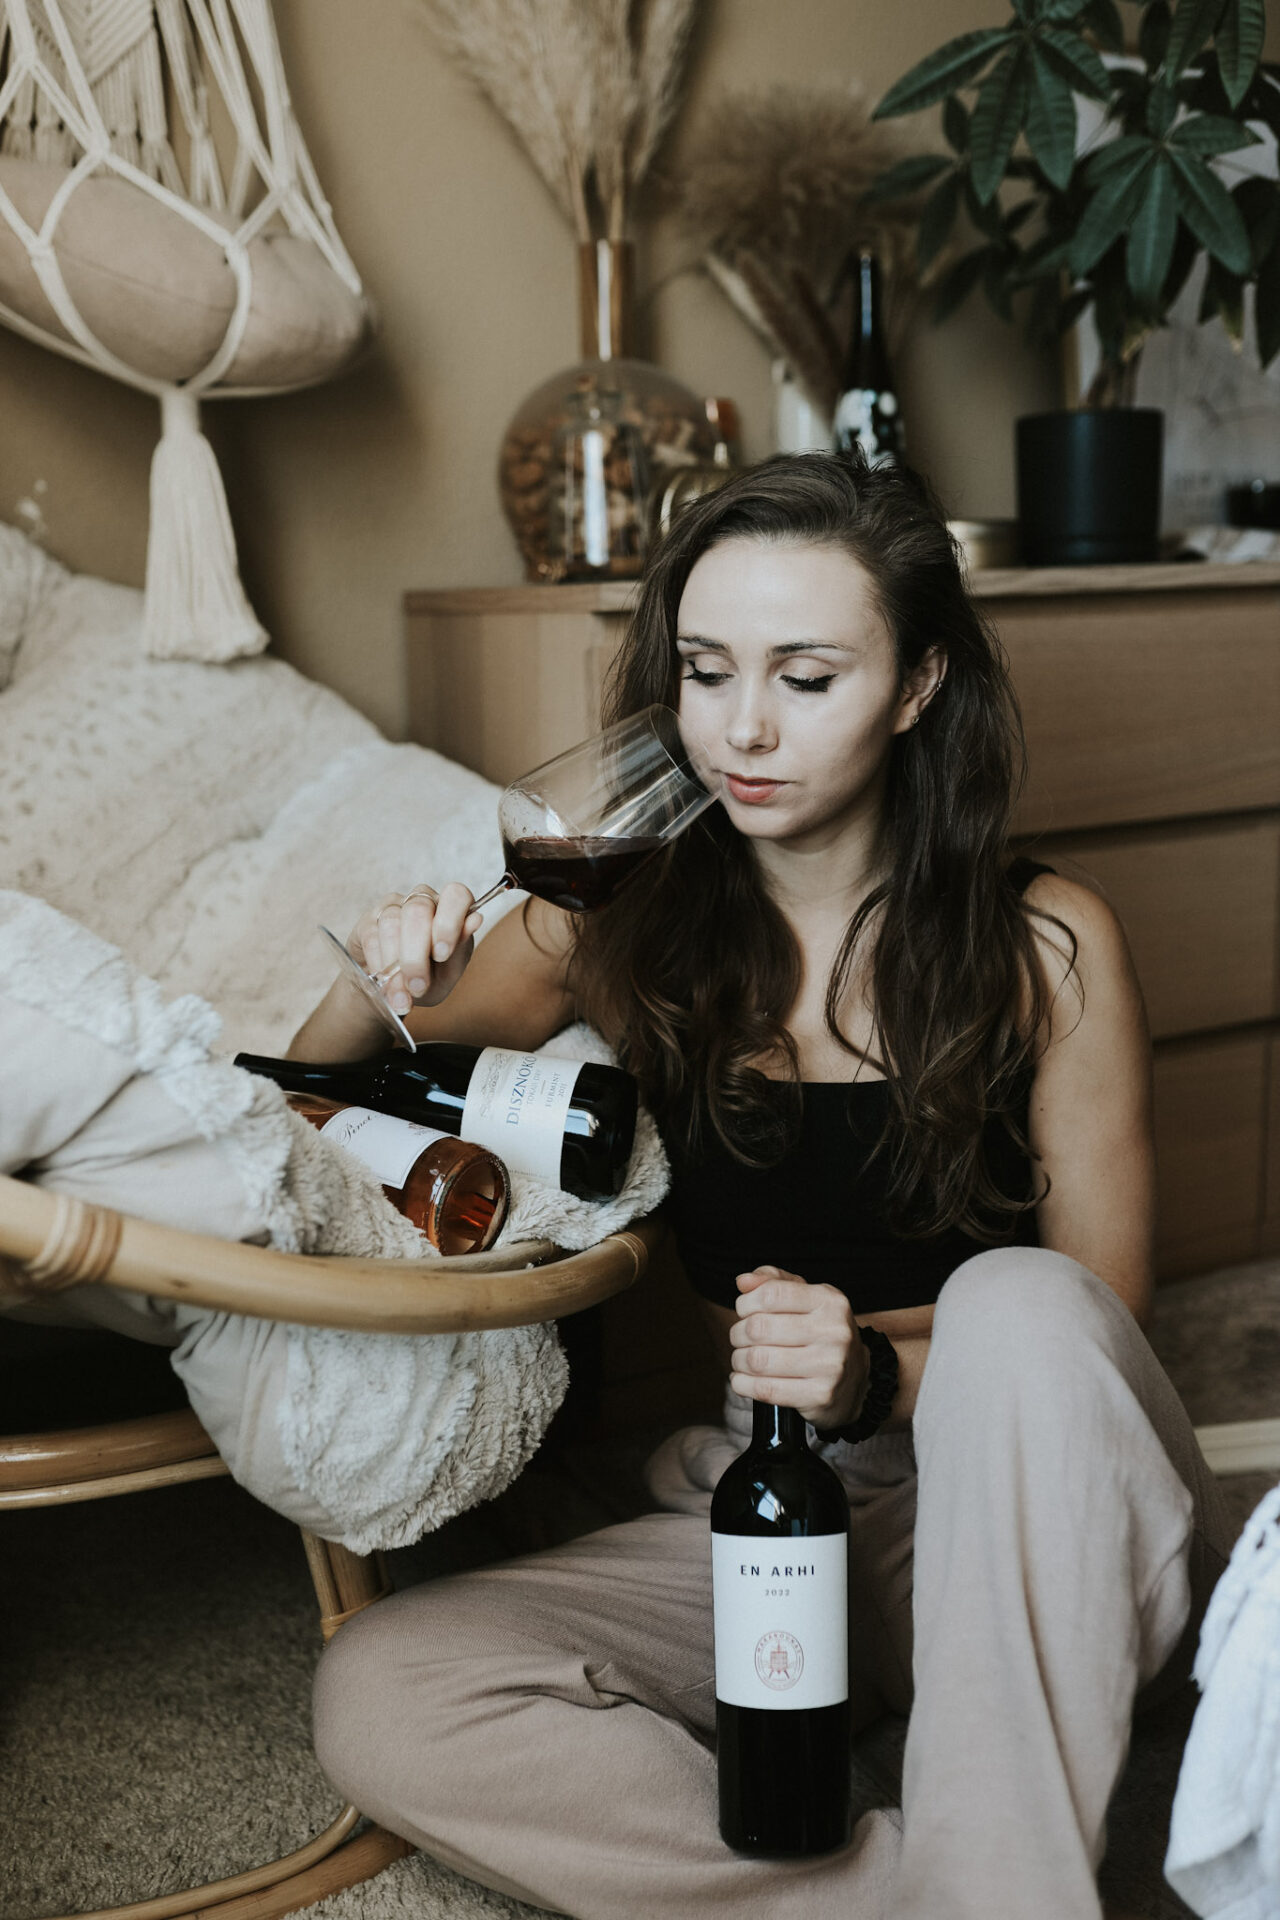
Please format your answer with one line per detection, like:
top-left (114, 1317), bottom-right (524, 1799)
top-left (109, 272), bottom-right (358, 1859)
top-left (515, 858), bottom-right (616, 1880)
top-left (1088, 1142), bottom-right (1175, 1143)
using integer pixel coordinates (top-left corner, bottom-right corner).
top-left (1016, 408), bottom-right (1163, 566)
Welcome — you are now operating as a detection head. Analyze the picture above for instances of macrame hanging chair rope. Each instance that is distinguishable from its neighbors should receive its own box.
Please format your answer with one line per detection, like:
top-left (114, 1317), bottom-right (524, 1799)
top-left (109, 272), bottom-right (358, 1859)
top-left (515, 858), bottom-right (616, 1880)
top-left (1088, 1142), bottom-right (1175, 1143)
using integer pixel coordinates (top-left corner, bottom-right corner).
top-left (0, 0), bottom-right (371, 661)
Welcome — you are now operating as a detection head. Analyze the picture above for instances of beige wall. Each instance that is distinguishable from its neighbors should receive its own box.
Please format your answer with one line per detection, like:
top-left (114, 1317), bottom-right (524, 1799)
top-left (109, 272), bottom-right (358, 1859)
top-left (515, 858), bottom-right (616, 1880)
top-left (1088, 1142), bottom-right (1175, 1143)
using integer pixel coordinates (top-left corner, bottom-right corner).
top-left (10, 1), bottom-right (1265, 739)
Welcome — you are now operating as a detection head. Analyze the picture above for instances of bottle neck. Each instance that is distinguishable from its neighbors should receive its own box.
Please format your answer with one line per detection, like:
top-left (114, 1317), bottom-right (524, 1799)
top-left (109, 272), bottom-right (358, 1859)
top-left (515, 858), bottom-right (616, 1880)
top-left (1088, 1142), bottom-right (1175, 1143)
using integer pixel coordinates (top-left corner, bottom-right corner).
top-left (857, 252), bottom-right (876, 344)
top-left (751, 1401), bottom-right (807, 1450)
top-left (705, 397), bottom-right (739, 468)
top-left (843, 250), bottom-right (892, 390)
top-left (234, 1053), bottom-right (394, 1104)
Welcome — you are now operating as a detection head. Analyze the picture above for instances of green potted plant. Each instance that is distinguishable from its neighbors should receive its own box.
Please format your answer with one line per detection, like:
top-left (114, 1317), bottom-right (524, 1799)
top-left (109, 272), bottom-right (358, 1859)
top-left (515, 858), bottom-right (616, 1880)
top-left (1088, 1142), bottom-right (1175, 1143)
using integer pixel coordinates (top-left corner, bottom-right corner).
top-left (868, 0), bottom-right (1280, 564)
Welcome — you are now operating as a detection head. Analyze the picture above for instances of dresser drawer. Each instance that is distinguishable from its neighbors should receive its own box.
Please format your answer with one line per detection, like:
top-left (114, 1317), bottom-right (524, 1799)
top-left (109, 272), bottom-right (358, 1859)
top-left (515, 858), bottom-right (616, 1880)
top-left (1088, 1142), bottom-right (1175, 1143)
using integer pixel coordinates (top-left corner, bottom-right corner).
top-left (1029, 818), bottom-right (1280, 1040)
top-left (1153, 1033), bottom-right (1269, 1280)
top-left (1002, 586), bottom-right (1280, 834)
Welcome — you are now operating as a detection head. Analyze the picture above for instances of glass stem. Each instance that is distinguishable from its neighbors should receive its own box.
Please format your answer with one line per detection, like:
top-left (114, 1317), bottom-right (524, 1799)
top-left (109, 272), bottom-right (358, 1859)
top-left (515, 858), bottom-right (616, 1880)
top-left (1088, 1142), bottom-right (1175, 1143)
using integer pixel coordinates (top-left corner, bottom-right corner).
top-left (471, 873), bottom-right (517, 910)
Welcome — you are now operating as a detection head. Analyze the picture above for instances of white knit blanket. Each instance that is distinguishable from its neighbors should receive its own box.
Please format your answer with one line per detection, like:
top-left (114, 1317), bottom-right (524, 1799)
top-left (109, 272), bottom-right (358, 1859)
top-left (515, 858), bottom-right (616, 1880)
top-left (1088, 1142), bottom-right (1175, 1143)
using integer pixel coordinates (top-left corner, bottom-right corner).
top-left (0, 524), bottom-right (669, 1549)
top-left (0, 891), bottom-right (667, 1549)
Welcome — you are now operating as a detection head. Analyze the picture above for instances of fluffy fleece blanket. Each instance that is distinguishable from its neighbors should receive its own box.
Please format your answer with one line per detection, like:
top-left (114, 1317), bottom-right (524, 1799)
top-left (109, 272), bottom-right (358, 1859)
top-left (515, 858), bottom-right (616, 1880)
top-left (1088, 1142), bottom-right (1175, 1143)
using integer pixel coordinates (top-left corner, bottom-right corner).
top-left (1164, 1479), bottom-right (1280, 1917)
top-left (273, 1018), bottom-right (667, 1551)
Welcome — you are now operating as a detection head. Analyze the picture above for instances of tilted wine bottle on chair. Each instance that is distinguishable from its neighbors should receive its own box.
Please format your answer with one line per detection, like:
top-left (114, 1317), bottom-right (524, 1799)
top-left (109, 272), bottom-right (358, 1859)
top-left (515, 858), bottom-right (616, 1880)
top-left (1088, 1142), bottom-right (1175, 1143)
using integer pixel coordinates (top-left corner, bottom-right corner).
top-left (235, 1045), bottom-right (638, 1202)
top-left (286, 1093), bottom-right (510, 1254)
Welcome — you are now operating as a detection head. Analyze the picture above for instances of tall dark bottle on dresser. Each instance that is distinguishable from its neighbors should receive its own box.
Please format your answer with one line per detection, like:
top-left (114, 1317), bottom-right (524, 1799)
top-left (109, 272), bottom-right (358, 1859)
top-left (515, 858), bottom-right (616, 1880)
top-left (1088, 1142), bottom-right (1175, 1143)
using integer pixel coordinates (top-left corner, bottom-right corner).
top-left (711, 1401), bottom-right (851, 1854)
top-left (832, 249), bottom-right (904, 469)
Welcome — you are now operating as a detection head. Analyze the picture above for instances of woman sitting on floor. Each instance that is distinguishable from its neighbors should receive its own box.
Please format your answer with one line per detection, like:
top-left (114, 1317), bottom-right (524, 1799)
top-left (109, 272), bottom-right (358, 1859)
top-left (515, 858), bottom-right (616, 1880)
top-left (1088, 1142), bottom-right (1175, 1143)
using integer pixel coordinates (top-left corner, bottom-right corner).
top-left (299, 451), bottom-right (1232, 1920)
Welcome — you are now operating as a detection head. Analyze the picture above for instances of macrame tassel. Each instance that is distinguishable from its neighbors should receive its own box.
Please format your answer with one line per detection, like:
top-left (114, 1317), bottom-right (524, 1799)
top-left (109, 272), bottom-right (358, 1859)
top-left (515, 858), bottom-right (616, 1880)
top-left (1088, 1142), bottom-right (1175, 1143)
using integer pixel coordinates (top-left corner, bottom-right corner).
top-left (142, 386), bottom-right (268, 662)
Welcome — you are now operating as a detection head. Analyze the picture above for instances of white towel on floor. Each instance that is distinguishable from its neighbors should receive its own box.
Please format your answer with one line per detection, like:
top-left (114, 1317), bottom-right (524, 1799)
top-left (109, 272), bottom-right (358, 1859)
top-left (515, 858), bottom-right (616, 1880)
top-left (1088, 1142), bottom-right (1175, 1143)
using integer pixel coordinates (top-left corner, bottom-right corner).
top-left (1165, 1480), bottom-right (1280, 1919)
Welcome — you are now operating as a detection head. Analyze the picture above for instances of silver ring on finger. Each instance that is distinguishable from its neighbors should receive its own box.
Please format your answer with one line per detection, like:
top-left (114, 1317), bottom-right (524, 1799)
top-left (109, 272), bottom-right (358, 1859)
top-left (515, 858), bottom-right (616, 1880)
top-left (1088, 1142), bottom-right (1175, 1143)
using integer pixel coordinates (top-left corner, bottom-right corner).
top-left (403, 886), bottom-right (439, 906)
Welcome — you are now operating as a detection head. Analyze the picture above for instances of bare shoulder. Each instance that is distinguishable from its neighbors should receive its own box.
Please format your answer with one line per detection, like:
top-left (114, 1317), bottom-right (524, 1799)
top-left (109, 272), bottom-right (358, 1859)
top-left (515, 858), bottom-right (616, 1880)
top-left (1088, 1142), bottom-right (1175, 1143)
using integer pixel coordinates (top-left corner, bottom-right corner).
top-left (1020, 869), bottom-right (1144, 1038)
top-left (1018, 870), bottom-right (1155, 1319)
top-left (1023, 867), bottom-right (1129, 954)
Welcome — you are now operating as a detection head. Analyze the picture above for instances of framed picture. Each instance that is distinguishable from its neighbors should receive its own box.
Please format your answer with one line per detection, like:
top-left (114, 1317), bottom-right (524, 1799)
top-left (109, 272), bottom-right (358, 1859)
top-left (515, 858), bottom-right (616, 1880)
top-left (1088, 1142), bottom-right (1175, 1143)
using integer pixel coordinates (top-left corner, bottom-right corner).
top-left (1064, 77), bottom-right (1280, 534)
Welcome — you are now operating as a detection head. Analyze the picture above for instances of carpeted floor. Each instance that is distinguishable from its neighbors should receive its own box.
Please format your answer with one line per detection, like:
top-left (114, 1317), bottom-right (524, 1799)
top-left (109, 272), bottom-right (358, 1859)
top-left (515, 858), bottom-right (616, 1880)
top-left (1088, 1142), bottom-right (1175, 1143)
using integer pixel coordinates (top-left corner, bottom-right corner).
top-left (1, 1260), bottom-right (1277, 1920)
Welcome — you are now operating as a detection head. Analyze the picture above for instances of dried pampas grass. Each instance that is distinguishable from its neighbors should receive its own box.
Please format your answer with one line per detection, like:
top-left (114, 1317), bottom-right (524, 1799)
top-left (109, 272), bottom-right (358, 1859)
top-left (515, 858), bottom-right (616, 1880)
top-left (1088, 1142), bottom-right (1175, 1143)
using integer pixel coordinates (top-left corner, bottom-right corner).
top-left (417, 0), bottom-right (699, 243)
top-left (627, 0), bottom-right (700, 206)
top-left (674, 86), bottom-right (932, 414)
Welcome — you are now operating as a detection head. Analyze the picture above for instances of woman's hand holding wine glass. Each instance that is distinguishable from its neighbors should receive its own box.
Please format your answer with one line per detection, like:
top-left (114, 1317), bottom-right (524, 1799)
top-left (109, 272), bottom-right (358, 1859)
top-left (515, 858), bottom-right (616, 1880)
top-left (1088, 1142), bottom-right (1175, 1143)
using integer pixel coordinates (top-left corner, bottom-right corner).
top-left (319, 706), bottom-right (719, 1053)
top-left (351, 883), bottom-right (484, 1019)
top-left (291, 882), bottom-right (485, 1063)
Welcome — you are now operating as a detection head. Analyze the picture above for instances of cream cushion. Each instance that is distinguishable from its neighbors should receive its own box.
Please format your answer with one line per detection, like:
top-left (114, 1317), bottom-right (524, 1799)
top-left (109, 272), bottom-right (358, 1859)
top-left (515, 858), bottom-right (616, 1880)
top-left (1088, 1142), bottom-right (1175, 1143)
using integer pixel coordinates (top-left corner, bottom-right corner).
top-left (0, 1001), bottom-right (269, 1253)
top-left (0, 158), bottom-right (371, 389)
top-left (0, 518), bottom-right (510, 1055)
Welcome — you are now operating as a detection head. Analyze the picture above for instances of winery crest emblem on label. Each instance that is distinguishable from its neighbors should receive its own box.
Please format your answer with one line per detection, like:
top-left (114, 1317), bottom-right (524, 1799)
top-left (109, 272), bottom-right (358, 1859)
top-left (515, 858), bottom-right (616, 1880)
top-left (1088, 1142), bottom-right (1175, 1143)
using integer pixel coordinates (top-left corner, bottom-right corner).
top-left (755, 1630), bottom-right (804, 1691)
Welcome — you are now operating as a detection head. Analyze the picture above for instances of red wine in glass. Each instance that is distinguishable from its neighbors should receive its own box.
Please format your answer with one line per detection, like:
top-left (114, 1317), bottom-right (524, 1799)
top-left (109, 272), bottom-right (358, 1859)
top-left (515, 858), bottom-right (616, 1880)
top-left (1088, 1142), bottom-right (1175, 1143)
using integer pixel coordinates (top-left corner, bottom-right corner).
top-left (501, 833), bottom-right (666, 911)
top-left (321, 705), bottom-right (719, 1050)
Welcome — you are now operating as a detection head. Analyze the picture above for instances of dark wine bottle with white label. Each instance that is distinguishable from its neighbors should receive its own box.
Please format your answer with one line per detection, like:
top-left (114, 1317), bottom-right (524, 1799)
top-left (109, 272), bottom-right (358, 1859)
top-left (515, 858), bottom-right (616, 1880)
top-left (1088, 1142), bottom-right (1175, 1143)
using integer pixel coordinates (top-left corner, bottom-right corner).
top-left (832, 249), bottom-right (904, 469)
top-left (710, 1400), bottom-right (851, 1855)
top-left (233, 1045), bottom-right (637, 1201)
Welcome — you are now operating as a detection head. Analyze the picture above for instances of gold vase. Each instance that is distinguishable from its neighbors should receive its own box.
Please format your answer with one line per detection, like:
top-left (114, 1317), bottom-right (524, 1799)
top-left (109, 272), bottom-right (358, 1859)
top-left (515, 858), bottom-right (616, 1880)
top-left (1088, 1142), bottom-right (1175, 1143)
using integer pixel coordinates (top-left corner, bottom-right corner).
top-left (498, 240), bottom-right (715, 582)
top-left (578, 238), bottom-right (634, 360)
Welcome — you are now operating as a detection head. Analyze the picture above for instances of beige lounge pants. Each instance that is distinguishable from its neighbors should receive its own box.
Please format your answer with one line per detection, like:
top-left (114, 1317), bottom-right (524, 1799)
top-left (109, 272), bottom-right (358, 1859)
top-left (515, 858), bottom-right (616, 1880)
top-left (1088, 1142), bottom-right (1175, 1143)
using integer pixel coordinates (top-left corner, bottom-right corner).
top-left (313, 1248), bottom-right (1234, 1919)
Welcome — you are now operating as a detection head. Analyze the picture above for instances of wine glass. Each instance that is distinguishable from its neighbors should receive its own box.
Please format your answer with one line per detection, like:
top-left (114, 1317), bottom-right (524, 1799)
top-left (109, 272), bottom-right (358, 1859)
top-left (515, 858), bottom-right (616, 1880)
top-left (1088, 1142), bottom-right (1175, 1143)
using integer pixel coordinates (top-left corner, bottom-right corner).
top-left (320, 704), bottom-right (720, 1050)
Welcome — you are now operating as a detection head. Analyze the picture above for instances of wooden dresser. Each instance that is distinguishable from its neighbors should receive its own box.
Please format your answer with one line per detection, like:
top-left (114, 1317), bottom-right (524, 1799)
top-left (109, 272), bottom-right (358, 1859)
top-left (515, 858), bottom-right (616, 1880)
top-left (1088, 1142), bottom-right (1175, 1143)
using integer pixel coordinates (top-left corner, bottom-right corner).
top-left (406, 565), bottom-right (1280, 1286)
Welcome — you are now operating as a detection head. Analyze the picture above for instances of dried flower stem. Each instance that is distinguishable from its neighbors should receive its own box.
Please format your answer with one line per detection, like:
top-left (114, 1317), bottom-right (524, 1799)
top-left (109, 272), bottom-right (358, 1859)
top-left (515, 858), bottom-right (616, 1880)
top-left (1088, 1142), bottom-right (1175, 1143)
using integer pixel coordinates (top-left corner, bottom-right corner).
top-left (629, 0), bottom-right (700, 195)
top-left (674, 84), bottom-right (934, 406)
top-left (736, 253), bottom-right (842, 418)
top-left (416, 0), bottom-right (697, 245)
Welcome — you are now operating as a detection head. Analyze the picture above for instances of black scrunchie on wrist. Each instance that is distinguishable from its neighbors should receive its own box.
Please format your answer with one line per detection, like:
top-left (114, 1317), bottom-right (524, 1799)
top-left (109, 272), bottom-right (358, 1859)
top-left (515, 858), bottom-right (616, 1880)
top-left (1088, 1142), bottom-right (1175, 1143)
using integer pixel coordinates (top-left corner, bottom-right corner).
top-left (818, 1325), bottom-right (899, 1445)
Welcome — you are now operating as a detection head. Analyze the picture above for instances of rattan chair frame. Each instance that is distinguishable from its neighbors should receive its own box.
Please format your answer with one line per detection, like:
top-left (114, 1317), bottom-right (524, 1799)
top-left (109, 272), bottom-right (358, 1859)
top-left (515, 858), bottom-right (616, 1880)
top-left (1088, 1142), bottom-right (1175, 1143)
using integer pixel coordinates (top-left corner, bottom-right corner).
top-left (0, 1172), bottom-right (655, 1329)
top-left (0, 1171), bottom-right (654, 1920)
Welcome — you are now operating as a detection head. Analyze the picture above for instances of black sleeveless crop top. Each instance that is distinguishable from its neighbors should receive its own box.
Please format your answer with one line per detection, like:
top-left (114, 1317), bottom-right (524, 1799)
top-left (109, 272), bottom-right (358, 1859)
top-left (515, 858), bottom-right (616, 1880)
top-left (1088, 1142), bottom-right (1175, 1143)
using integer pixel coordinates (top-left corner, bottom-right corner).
top-left (662, 859), bottom-right (1050, 1316)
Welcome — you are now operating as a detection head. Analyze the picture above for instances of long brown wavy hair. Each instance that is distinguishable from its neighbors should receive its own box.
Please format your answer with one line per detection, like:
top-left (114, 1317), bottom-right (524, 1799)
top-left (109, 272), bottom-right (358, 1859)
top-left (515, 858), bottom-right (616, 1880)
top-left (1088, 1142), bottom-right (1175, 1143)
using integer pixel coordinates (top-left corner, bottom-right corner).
top-left (570, 451), bottom-right (1070, 1239)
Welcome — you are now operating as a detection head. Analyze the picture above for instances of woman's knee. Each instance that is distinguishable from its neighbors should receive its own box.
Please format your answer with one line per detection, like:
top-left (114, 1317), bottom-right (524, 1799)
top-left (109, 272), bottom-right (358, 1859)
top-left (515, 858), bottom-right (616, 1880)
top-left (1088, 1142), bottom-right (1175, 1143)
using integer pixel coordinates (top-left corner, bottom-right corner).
top-left (920, 1246), bottom-right (1143, 1425)
top-left (934, 1245), bottom-right (1119, 1349)
top-left (313, 1596), bottom-right (406, 1807)
top-left (313, 1576), bottom-right (539, 1817)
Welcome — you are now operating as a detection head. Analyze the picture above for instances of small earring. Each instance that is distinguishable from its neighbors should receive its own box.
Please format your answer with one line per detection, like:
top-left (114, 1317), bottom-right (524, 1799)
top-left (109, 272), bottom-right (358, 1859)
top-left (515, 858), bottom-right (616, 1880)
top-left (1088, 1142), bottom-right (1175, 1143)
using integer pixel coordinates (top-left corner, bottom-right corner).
top-left (910, 713), bottom-right (920, 728)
